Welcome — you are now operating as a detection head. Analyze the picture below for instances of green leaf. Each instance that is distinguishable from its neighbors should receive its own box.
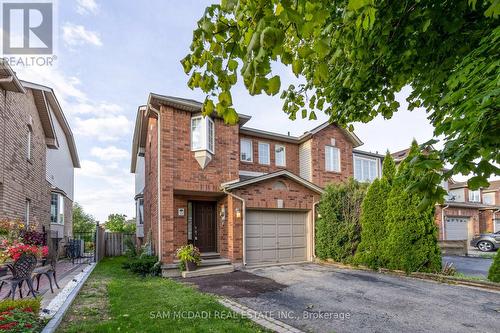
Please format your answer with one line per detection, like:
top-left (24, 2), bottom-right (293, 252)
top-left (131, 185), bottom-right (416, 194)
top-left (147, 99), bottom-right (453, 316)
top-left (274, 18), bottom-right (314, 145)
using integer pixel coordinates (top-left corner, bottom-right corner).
top-left (275, 3), bottom-right (284, 16)
top-left (292, 59), bottom-right (303, 76)
top-left (218, 91), bottom-right (232, 106)
top-left (227, 59), bottom-right (238, 71)
top-left (266, 76), bottom-right (281, 96)
top-left (348, 0), bottom-right (371, 11)
top-left (201, 99), bottom-right (214, 115)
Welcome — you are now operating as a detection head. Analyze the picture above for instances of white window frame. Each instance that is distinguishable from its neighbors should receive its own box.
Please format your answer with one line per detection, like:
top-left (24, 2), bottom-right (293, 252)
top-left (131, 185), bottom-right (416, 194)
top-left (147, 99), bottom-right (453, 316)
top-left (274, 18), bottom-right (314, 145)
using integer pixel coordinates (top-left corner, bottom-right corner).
top-left (137, 198), bottom-right (144, 225)
top-left (258, 142), bottom-right (270, 165)
top-left (50, 193), bottom-right (65, 225)
top-left (325, 145), bottom-right (341, 172)
top-left (275, 144), bottom-right (286, 167)
top-left (190, 116), bottom-right (215, 154)
top-left (27, 126), bottom-right (32, 160)
top-left (240, 138), bottom-right (253, 162)
top-left (469, 190), bottom-right (481, 203)
top-left (25, 199), bottom-right (30, 226)
top-left (353, 155), bottom-right (378, 182)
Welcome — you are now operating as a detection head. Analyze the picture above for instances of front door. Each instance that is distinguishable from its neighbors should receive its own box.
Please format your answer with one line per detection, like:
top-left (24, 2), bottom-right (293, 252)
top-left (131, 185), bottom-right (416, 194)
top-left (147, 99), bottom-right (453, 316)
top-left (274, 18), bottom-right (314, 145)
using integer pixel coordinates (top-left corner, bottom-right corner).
top-left (192, 201), bottom-right (217, 252)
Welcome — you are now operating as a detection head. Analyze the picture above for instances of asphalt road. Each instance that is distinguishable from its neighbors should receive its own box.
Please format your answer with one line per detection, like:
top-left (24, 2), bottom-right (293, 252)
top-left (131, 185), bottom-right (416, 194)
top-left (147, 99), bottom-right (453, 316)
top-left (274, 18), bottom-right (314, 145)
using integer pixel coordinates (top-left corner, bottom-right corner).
top-left (443, 256), bottom-right (494, 277)
top-left (238, 264), bottom-right (499, 333)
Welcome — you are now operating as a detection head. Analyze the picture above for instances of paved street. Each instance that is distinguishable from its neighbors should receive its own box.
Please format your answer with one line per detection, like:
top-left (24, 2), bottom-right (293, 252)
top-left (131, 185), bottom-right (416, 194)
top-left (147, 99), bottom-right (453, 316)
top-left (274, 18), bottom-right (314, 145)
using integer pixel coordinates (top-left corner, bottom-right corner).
top-left (235, 264), bottom-right (500, 333)
top-left (443, 255), bottom-right (494, 278)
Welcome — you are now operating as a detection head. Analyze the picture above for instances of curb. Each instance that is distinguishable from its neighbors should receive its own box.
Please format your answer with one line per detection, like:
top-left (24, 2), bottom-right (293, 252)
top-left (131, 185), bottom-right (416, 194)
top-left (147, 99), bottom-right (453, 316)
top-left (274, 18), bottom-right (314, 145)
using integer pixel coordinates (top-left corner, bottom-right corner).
top-left (315, 259), bottom-right (500, 292)
top-left (219, 298), bottom-right (305, 333)
top-left (41, 263), bottom-right (96, 333)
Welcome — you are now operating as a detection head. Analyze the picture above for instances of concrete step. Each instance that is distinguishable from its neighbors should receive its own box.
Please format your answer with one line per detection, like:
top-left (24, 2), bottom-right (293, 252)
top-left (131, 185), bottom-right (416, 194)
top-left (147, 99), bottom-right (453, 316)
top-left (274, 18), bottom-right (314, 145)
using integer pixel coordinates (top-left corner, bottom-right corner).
top-left (199, 257), bottom-right (231, 267)
top-left (181, 264), bottom-right (234, 278)
top-left (200, 252), bottom-right (221, 260)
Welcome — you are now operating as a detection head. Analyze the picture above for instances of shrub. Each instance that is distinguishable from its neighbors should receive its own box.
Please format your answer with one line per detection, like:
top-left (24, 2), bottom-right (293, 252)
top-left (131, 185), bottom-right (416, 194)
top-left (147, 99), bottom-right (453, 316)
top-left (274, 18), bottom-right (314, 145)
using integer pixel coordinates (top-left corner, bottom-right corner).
top-left (355, 153), bottom-right (396, 269)
top-left (0, 298), bottom-right (41, 314)
top-left (382, 141), bottom-right (441, 273)
top-left (175, 244), bottom-right (201, 269)
top-left (488, 251), bottom-right (500, 282)
top-left (123, 236), bottom-right (141, 258)
top-left (122, 255), bottom-right (160, 276)
top-left (315, 179), bottom-right (367, 263)
top-left (0, 307), bottom-right (42, 332)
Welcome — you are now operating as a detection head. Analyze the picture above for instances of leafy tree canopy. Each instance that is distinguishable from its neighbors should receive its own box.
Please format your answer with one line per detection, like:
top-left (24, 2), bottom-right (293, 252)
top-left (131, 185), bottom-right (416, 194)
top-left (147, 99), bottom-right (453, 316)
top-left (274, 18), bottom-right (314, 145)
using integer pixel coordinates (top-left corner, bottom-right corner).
top-left (105, 214), bottom-right (136, 233)
top-left (73, 203), bottom-right (97, 234)
top-left (183, 0), bottom-right (500, 203)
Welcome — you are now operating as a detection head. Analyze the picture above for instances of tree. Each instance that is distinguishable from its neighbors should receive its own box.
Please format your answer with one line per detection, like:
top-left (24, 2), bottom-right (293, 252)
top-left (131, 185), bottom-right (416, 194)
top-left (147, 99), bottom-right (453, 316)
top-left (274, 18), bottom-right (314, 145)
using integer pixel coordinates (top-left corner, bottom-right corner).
top-left (355, 152), bottom-right (395, 269)
top-left (383, 141), bottom-right (442, 273)
top-left (72, 203), bottom-right (96, 234)
top-left (488, 253), bottom-right (500, 282)
top-left (315, 179), bottom-right (367, 263)
top-left (105, 214), bottom-right (136, 233)
top-left (183, 0), bottom-right (500, 203)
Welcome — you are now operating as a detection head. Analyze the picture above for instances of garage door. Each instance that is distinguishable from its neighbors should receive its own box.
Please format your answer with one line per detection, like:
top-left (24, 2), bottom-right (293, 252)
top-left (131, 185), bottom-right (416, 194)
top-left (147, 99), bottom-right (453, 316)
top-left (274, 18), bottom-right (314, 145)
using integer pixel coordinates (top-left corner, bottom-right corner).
top-left (246, 210), bottom-right (308, 265)
top-left (445, 217), bottom-right (469, 240)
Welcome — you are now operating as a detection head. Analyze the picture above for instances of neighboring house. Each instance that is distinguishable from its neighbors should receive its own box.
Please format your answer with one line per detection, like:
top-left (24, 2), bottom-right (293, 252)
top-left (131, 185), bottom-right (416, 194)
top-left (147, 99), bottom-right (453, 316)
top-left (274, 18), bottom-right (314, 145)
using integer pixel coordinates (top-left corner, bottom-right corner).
top-left (131, 94), bottom-right (382, 276)
top-left (0, 61), bottom-right (80, 243)
top-left (391, 147), bottom-right (500, 242)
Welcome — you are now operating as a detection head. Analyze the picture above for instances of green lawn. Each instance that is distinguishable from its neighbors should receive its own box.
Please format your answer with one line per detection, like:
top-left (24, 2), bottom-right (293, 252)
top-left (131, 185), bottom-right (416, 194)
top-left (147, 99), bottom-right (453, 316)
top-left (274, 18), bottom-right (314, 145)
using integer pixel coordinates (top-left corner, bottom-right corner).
top-left (57, 257), bottom-right (269, 333)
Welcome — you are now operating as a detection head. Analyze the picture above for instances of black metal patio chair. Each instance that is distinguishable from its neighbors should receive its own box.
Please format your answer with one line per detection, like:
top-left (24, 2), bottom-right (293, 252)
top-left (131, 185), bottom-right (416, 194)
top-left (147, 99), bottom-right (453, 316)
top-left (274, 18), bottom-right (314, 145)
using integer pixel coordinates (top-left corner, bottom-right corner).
top-left (32, 246), bottom-right (60, 293)
top-left (4, 254), bottom-right (38, 300)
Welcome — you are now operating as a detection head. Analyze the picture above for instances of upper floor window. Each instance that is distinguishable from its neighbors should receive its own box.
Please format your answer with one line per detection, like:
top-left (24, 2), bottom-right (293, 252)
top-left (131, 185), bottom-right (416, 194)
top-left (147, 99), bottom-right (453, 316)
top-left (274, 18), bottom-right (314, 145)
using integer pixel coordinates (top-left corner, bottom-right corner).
top-left (190, 116), bottom-right (215, 154)
top-left (26, 125), bottom-right (32, 160)
top-left (275, 144), bottom-right (286, 167)
top-left (469, 190), bottom-right (480, 202)
top-left (483, 193), bottom-right (495, 205)
top-left (325, 146), bottom-right (340, 172)
top-left (258, 142), bottom-right (270, 165)
top-left (354, 156), bottom-right (378, 182)
top-left (240, 139), bottom-right (253, 162)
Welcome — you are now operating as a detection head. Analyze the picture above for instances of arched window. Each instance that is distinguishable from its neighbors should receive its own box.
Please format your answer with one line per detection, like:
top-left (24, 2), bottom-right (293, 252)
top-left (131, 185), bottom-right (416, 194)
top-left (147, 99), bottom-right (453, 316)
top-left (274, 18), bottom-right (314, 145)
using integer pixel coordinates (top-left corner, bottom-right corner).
top-left (273, 181), bottom-right (287, 190)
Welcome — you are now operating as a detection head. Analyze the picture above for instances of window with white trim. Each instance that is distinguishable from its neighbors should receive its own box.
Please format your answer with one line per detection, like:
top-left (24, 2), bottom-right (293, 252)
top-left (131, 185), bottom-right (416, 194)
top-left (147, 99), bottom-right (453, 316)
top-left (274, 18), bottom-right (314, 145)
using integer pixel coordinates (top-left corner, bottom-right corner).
top-left (27, 126), bottom-right (32, 160)
top-left (137, 198), bottom-right (144, 225)
top-left (50, 193), bottom-right (64, 224)
top-left (325, 146), bottom-right (340, 172)
top-left (275, 144), bottom-right (286, 167)
top-left (190, 116), bottom-right (215, 153)
top-left (258, 142), bottom-right (270, 165)
top-left (240, 139), bottom-right (253, 162)
top-left (469, 190), bottom-right (481, 202)
top-left (25, 199), bottom-right (30, 226)
top-left (354, 156), bottom-right (378, 182)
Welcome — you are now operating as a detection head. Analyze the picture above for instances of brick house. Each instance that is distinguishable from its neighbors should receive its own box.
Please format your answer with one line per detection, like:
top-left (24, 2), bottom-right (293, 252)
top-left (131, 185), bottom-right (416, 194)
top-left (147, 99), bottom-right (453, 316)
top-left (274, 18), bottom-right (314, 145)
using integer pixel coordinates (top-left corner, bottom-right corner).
top-left (0, 61), bottom-right (80, 242)
top-left (131, 94), bottom-right (383, 276)
top-left (391, 147), bottom-right (500, 243)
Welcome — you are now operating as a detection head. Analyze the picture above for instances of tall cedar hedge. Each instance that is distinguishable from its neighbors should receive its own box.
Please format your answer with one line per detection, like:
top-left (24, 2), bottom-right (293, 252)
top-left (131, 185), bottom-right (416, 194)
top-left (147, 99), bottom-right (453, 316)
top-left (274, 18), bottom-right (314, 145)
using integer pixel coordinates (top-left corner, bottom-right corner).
top-left (488, 253), bottom-right (500, 282)
top-left (383, 142), bottom-right (442, 273)
top-left (355, 152), bottom-right (396, 269)
top-left (315, 179), bottom-right (367, 263)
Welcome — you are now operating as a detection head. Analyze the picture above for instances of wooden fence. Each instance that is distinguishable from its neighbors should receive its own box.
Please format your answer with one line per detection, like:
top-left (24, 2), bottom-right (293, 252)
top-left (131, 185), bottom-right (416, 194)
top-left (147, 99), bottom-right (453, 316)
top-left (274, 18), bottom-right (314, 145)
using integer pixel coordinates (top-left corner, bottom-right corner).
top-left (95, 227), bottom-right (136, 260)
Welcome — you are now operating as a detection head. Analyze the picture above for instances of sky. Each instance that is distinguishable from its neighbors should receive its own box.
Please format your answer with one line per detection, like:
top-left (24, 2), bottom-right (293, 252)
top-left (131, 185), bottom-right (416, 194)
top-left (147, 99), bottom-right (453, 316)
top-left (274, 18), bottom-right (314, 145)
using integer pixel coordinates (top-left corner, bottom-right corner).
top-left (11, 0), bottom-right (442, 222)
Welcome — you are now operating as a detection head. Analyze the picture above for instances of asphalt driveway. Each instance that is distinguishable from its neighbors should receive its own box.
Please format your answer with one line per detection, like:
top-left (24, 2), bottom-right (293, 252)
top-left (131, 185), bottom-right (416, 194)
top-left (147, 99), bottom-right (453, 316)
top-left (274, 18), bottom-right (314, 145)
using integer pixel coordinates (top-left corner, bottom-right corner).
top-left (232, 264), bottom-right (500, 333)
top-left (443, 255), bottom-right (494, 277)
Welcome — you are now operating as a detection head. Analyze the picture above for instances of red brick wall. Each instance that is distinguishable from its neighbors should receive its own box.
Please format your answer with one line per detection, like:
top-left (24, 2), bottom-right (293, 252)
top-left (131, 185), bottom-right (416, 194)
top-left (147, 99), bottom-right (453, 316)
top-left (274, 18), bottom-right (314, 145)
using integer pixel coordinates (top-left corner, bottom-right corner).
top-left (479, 210), bottom-right (495, 233)
top-left (310, 126), bottom-right (354, 188)
top-left (238, 135), bottom-right (300, 175)
top-left (0, 88), bottom-right (50, 231)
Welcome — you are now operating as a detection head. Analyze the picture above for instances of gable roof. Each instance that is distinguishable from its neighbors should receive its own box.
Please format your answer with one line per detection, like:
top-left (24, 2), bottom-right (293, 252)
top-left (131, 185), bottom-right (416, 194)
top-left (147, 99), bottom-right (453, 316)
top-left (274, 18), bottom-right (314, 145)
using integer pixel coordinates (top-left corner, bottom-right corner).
top-left (0, 60), bottom-right (26, 93)
top-left (21, 81), bottom-right (80, 168)
top-left (222, 170), bottom-right (324, 194)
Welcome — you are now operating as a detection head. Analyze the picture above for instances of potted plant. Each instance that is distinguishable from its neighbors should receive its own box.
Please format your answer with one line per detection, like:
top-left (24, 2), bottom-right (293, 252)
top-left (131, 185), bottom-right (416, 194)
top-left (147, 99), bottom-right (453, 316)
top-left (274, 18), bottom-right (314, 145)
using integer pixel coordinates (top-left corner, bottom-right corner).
top-left (176, 244), bottom-right (201, 271)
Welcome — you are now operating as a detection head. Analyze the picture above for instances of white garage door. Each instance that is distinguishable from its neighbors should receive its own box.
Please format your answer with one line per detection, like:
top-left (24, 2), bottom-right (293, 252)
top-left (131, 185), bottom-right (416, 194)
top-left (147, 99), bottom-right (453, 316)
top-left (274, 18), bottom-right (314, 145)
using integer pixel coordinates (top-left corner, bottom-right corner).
top-left (246, 210), bottom-right (308, 265)
top-left (495, 219), bottom-right (500, 233)
top-left (445, 217), bottom-right (469, 240)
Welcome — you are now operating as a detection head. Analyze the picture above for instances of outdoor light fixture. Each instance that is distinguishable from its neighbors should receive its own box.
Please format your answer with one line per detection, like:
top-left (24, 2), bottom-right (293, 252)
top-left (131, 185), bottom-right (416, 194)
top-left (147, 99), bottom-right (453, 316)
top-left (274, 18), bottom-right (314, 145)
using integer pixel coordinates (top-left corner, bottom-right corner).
top-left (220, 205), bottom-right (226, 222)
top-left (235, 208), bottom-right (241, 218)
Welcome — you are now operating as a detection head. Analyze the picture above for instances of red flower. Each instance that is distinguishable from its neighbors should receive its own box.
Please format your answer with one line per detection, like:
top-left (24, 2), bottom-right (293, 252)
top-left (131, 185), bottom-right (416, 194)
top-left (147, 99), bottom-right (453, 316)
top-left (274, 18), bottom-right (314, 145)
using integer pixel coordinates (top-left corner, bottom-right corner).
top-left (23, 307), bottom-right (33, 313)
top-left (24, 323), bottom-right (33, 328)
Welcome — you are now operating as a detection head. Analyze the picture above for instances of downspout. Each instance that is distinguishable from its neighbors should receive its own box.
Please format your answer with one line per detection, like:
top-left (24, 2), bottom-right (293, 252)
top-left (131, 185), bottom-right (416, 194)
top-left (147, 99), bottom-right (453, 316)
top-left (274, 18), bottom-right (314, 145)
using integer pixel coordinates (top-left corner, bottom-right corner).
top-left (441, 204), bottom-right (449, 240)
top-left (223, 189), bottom-right (246, 266)
top-left (312, 200), bottom-right (320, 260)
top-left (149, 105), bottom-right (162, 262)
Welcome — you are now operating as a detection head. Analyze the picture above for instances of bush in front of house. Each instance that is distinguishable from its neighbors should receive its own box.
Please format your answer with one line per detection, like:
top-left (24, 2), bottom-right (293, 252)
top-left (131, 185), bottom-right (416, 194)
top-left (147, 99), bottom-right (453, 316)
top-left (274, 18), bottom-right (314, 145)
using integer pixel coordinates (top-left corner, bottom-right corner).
top-left (382, 141), bottom-right (441, 273)
top-left (122, 254), bottom-right (161, 276)
top-left (488, 252), bottom-right (500, 282)
top-left (315, 179), bottom-right (367, 263)
top-left (355, 153), bottom-right (396, 269)
top-left (0, 298), bottom-right (43, 332)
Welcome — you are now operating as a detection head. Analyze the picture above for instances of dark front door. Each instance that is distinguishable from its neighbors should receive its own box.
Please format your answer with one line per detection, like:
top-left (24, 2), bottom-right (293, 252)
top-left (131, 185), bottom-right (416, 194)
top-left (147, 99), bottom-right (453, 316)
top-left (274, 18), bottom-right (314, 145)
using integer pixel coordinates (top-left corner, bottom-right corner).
top-left (193, 201), bottom-right (217, 252)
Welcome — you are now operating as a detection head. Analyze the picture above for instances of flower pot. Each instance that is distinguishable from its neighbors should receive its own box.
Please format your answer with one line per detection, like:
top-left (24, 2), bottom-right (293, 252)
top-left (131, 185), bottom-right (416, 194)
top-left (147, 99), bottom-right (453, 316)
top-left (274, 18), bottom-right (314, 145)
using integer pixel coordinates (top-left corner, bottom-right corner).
top-left (185, 261), bottom-right (197, 271)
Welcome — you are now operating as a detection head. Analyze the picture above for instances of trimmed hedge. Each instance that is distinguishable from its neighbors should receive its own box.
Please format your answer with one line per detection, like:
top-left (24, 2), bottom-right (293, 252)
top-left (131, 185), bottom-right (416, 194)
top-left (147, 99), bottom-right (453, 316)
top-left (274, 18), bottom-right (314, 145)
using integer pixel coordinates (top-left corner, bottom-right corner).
top-left (315, 179), bottom-right (367, 263)
top-left (355, 152), bottom-right (396, 269)
top-left (488, 253), bottom-right (500, 282)
top-left (383, 142), bottom-right (441, 273)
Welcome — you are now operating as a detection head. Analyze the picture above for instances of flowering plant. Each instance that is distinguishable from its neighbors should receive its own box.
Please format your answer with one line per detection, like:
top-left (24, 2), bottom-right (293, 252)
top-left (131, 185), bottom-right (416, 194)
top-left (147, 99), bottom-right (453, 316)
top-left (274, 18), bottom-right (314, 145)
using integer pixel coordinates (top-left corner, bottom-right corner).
top-left (5, 243), bottom-right (47, 261)
top-left (0, 307), bottom-right (41, 332)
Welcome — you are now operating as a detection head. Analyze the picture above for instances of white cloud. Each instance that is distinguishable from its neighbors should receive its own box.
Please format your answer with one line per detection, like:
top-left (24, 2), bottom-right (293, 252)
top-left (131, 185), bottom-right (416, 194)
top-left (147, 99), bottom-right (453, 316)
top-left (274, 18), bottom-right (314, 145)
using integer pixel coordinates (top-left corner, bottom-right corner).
top-left (74, 115), bottom-right (132, 141)
top-left (70, 102), bottom-right (123, 116)
top-left (91, 146), bottom-right (129, 161)
top-left (62, 23), bottom-right (102, 47)
top-left (76, 0), bottom-right (99, 15)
